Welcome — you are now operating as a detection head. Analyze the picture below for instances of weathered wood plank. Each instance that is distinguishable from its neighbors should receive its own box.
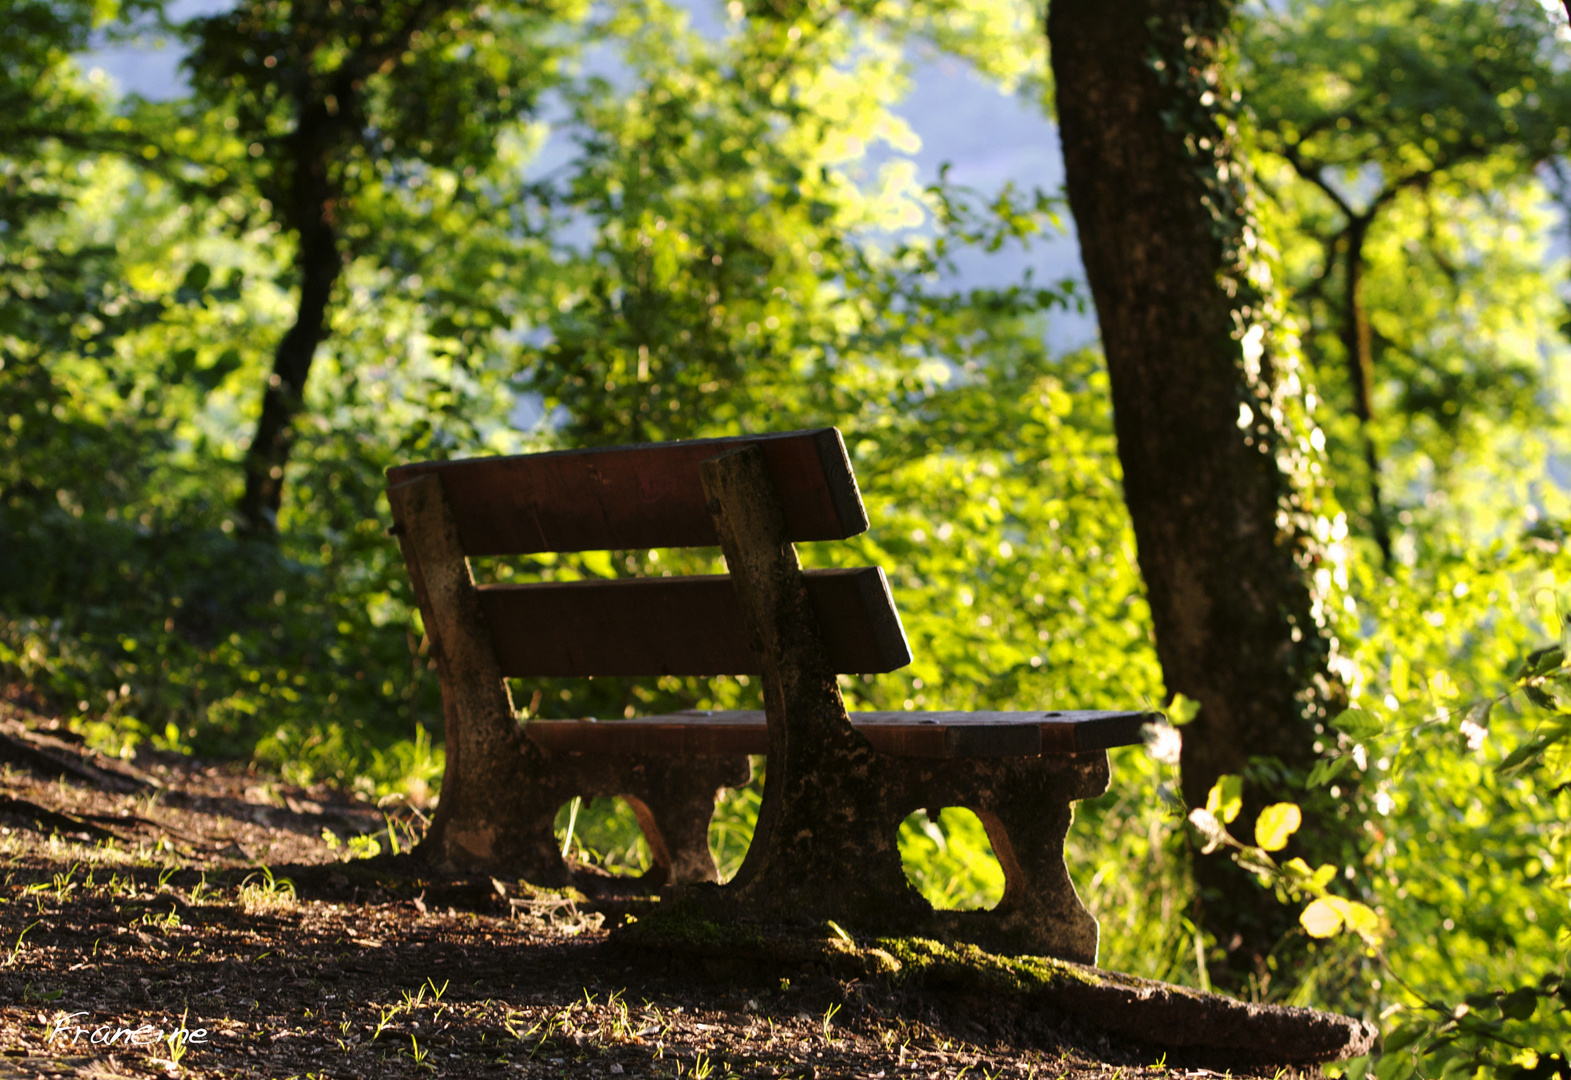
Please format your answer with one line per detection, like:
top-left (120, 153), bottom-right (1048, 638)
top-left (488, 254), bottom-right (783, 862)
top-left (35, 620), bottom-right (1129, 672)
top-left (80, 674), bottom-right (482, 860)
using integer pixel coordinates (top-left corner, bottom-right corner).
top-left (477, 567), bottom-right (911, 676)
top-left (385, 429), bottom-right (865, 556)
top-left (524, 709), bottom-right (1155, 758)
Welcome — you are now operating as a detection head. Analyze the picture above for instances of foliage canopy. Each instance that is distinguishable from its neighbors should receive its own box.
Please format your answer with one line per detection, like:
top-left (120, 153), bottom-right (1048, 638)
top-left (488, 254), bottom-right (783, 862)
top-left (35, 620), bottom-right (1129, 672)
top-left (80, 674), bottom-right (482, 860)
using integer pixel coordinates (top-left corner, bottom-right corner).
top-left (1, 0), bottom-right (1570, 1072)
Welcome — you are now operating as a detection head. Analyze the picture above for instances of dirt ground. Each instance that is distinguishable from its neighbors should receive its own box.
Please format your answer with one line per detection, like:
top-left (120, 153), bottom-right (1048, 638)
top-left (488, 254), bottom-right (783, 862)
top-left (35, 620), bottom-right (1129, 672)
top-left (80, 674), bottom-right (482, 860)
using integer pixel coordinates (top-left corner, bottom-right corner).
top-left (0, 691), bottom-right (1291, 1080)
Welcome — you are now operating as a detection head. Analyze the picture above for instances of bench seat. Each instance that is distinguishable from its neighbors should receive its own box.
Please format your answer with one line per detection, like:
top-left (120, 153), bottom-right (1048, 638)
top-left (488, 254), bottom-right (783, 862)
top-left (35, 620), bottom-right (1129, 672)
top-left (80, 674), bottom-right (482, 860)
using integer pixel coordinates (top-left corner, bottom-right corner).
top-left (527, 709), bottom-right (1149, 758)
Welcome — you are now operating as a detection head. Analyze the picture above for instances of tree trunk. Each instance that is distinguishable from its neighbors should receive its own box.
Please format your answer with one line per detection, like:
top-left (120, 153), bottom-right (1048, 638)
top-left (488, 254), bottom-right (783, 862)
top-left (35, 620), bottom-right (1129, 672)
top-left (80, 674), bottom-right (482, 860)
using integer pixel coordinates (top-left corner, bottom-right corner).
top-left (238, 107), bottom-right (342, 535)
top-left (1048, 0), bottom-right (1347, 985)
top-left (1340, 217), bottom-right (1391, 565)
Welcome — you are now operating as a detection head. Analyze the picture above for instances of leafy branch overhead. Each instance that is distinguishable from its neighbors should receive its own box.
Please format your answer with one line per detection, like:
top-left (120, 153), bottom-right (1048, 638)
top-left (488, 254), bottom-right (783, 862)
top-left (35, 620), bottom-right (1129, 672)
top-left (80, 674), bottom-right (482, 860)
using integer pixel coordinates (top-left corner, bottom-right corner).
top-left (1244, 0), bottom-right (1571, 564)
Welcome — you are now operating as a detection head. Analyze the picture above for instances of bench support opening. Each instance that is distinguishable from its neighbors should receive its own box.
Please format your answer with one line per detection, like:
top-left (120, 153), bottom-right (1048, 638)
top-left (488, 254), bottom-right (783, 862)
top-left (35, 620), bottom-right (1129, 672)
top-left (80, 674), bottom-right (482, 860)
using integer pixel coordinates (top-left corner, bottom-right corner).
top-left (897, 808), bottom-right (1006, 912)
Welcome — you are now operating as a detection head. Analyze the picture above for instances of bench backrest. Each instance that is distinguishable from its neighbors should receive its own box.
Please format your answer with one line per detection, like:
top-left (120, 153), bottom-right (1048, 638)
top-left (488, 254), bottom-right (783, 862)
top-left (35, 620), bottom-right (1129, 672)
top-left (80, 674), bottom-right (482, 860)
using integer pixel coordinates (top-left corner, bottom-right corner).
top-left (386, 428), bottom-right (867, 554)
top-left (387, 428), bottom-right (912, 679)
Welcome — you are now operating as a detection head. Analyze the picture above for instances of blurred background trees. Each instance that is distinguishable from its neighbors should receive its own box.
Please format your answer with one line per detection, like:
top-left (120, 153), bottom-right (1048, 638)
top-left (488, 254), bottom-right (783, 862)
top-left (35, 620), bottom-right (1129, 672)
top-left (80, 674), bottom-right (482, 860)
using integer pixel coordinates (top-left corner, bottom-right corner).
top-left (1244, 0), bottom-right (1571, 563)
top-left (2, 0), bottom-right (1570, 1067)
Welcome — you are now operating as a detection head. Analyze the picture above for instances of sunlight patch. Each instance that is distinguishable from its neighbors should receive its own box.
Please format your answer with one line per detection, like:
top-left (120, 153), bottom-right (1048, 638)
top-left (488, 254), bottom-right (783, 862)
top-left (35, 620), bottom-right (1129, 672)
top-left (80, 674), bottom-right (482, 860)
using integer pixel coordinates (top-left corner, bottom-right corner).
top-left (898, 807), bottom-right (1004, 911)
top-left (553, 796), bottom-right (650, 877)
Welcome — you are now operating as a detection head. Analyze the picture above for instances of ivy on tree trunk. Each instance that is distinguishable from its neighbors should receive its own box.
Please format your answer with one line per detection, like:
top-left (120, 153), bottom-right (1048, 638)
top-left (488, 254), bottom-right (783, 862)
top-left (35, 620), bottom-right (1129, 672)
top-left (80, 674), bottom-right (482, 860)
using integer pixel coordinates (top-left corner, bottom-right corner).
top-left (1048, 0), bottom-right (1350, 985)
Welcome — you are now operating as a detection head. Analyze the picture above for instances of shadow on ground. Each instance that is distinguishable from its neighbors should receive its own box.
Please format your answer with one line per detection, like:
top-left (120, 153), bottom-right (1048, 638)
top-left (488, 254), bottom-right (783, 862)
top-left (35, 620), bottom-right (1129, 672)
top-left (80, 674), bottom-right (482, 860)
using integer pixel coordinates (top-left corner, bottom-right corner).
top-left (0, 690), bottom-right (1345, 1080)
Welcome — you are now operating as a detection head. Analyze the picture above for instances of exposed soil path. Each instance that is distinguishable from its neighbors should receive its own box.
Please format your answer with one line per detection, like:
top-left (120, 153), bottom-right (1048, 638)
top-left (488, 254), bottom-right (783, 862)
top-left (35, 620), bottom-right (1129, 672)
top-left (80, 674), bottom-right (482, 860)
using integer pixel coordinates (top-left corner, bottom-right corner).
top-left (0, 692), bottom-right (1304, 1080)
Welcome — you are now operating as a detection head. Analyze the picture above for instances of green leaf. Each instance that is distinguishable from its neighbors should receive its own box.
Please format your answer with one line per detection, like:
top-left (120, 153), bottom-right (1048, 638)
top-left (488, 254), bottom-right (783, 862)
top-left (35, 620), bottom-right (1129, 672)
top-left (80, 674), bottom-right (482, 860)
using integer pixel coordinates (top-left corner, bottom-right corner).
top-left (1374, 1050), bottom-right (1416, 1080)
top-left (1499, 987), bottom-right (1539, 1021)
top-left (1498, 736), bottom-right (1551, 775)
top-left (1518, 646), bottom-right (1566, 681)
top-left (1167, 692), bottom-right (1201, 726)
top-left (1299, 894), bottom-right (1381, 944)
top-left (1280, 856), bottom-right (1314, 882)
top-left (1525, 684), bottom-right (1555, 710)
top-left (1453, 1012), bottom-right (1504, 1037)
top-left (1437, 1052), bottom-right (1472, 1080)
top-left (1342, 901), bottom-right (1382, 945)
top-left (1544, 675), bottom-right (1571, 712)
top-left (1300, 897), bottom-right (1344, 937)
top-left (1308, 755), bottom-right (1351, 788)
top-left (1381, 1021), bottom-right (1428, 1057)
top-left (1206, 774), bottom-right (1244, 824)
top-left (1332, 707), bottom-right (1382, 742)
top-left (1254, 802), bottom-right (1302, 852)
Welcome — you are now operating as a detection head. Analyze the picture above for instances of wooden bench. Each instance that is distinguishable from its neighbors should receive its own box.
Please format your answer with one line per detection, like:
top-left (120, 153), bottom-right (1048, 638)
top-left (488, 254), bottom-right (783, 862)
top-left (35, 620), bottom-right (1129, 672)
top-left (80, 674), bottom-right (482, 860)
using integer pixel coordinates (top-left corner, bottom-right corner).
top-left (386, 428), bottom-right (1152, 963)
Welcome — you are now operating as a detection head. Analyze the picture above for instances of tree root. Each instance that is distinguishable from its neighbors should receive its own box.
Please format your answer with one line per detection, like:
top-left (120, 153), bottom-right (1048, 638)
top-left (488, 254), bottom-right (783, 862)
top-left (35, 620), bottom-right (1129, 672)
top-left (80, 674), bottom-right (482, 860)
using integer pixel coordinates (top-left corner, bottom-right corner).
top-left (0, 722), bottom-right (151, 794)
top-left (0, 795), bottom-right (126, 843)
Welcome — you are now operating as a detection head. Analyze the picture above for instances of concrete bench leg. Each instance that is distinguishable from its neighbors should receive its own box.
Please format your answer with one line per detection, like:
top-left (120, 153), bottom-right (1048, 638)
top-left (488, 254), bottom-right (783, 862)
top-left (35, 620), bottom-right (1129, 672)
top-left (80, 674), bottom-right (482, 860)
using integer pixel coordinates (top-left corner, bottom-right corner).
top-left (689, 444), bottom-right (1108, 964)
top-left (920, 752), bottom-right (1109, 964)
top-left (623, 758), bottom-right (753, 886)
top-left (679, 724), bottom-right (929, 926)
top-left (673, 745), bottom-right (1108, 965)
top-left (415, 714), bottom-right (748, 891)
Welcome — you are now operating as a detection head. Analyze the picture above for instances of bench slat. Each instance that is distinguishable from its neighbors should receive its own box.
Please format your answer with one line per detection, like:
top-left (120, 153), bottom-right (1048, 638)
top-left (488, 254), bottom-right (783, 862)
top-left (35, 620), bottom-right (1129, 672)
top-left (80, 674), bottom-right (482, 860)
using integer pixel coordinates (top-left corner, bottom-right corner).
top-left (478, 567), bottom-right (911, 677)
top-left (524, 709), bottom-right (1154, 759)
top-left (386, 429), bottom-right (865, 557)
